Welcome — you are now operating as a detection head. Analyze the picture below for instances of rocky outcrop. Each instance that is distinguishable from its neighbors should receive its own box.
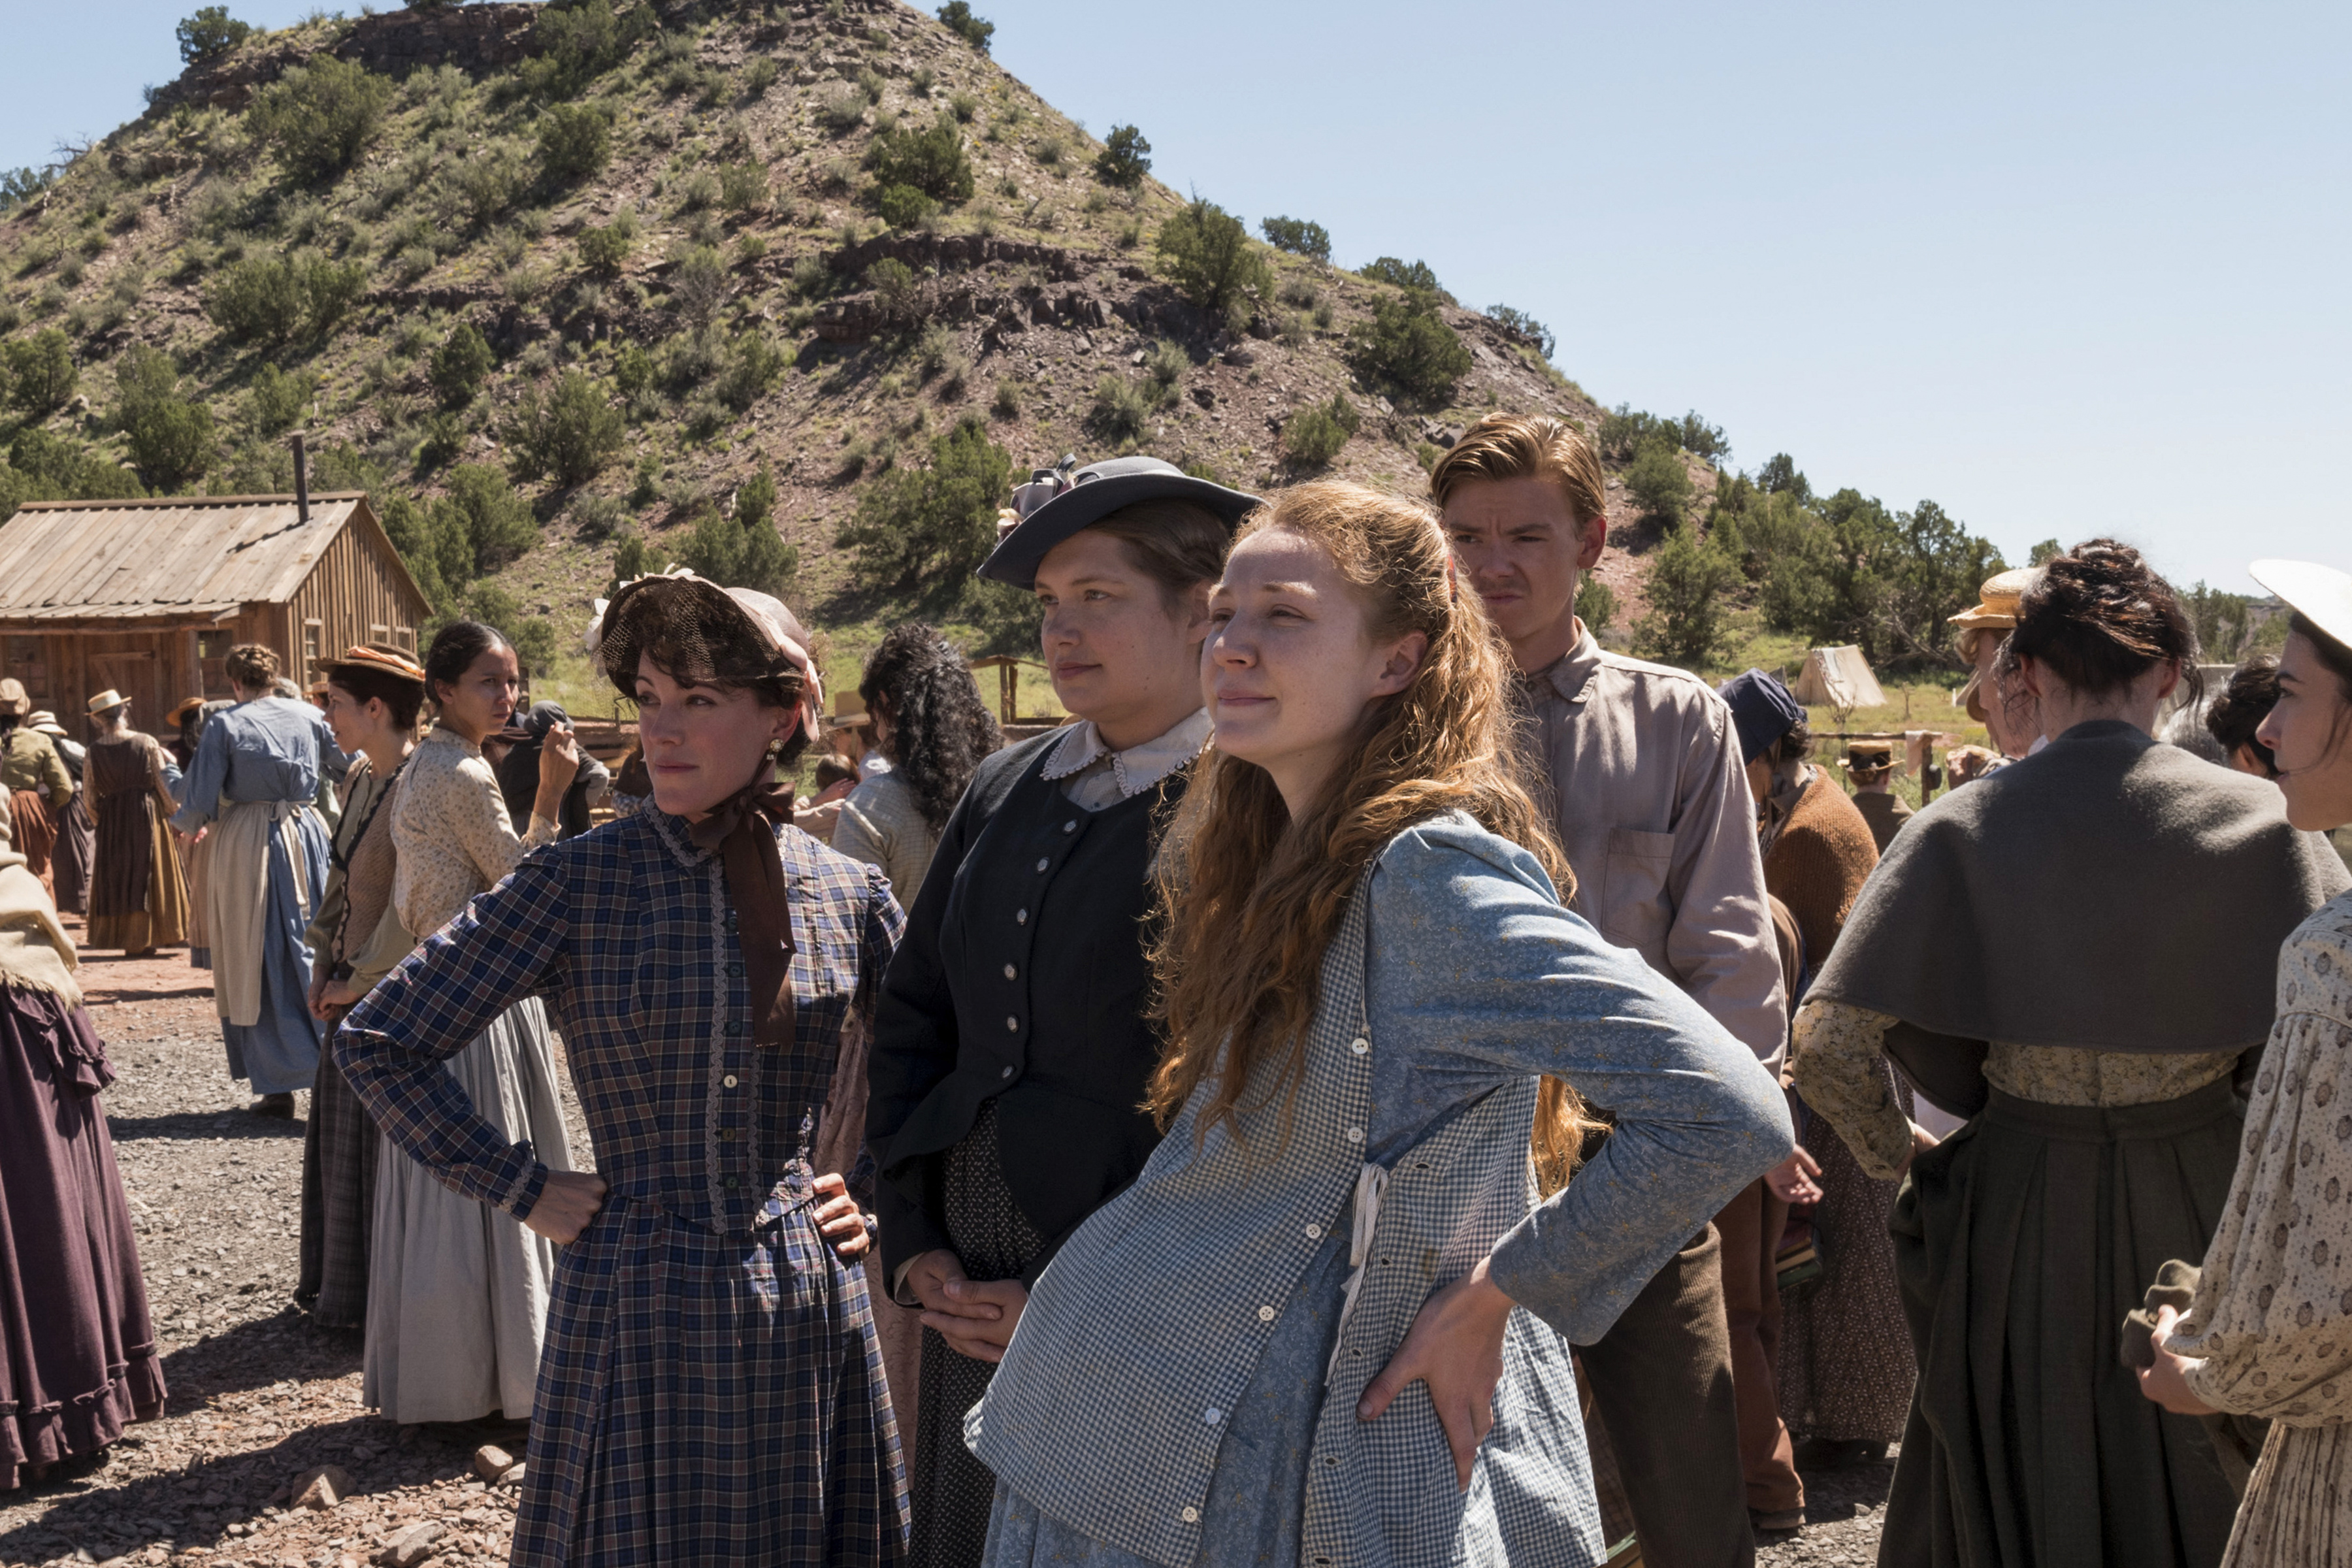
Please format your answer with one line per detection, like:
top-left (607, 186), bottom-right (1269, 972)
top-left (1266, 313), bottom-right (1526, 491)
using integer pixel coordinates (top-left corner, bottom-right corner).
top-left (148, 3), bottom-right (540, 114)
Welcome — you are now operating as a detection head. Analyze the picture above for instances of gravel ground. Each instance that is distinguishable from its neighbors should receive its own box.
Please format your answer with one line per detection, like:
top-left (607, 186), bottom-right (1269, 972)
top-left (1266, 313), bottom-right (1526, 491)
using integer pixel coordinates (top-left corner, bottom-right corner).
top-left (5, 921), bottom-right (1890, 1567)
top-left (1, 924), bottom-right (595, 1568)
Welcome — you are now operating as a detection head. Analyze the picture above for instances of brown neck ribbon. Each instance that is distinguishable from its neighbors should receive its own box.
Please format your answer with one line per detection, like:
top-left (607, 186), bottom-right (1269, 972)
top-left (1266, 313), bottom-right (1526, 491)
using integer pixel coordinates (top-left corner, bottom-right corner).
top-left (688, 772), bottom-right (800, 1051)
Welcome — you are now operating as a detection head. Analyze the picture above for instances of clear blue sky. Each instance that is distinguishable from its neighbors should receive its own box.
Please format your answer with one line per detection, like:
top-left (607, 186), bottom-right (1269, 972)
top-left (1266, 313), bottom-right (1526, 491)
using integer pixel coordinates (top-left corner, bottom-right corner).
top-left (8, 0), bottom-right (2345, 593)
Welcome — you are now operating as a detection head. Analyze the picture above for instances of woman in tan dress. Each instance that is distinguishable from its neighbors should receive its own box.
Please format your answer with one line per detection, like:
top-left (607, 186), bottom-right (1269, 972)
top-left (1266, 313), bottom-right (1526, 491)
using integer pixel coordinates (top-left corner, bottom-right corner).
top-left (2141, 561), bottom-right (2352, 1565)
top-left (84, 693), bottom-right (190, 956)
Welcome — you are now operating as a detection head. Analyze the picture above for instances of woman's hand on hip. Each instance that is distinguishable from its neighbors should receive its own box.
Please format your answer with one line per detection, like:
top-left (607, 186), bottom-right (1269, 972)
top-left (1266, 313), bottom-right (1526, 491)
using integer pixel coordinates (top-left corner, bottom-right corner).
top-left (1358, 1256), bottom-right (1518, 1492)
top-left (812, 1171), bottom-right (872, 1262)
top-left (524, 1169), bottom-right (608, 1244)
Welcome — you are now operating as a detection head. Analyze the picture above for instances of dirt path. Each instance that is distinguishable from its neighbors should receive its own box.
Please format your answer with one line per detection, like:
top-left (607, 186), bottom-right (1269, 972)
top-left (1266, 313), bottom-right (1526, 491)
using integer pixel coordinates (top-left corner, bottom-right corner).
top-left (5, 923), bottom-right (1888, 1567)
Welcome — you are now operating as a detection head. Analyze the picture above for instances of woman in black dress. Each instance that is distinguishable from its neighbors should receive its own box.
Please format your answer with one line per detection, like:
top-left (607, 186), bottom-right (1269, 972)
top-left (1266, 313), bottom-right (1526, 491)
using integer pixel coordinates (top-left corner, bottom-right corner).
top-left (868, 456), bottom-right (1254, 1566)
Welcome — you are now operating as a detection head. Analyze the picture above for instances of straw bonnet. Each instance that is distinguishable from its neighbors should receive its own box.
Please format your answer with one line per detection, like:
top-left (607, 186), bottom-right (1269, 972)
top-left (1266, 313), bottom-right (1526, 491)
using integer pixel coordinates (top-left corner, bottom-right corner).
top-left (1837, 740), bottom-right (1896, 771)
top-left (166, 694), bottom-right (210, 727)
top-left (0, 679), bottom-right (27, 717)
top-left (2249, 559), bottom-right (2352, 653)
top-left (595, 569), bottom-right (825, 742)
top-left (85, 690), bottom-right (131, 718)
top-left (321, 645), bottom-right (428, 686)
top-left (29, 710), bottom-right (67, 737)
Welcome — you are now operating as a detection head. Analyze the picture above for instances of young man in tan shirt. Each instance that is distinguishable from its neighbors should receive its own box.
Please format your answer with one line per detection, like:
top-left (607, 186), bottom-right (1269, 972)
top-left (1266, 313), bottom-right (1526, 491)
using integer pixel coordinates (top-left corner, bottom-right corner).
top-left (1435, 414), bottom-right (1799, 1560)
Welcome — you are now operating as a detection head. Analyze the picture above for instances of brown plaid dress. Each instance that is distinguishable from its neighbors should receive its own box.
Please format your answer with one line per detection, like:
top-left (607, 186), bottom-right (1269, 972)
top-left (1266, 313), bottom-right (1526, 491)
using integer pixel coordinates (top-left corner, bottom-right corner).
top-left (338, 806), bottom-right (910, 1566)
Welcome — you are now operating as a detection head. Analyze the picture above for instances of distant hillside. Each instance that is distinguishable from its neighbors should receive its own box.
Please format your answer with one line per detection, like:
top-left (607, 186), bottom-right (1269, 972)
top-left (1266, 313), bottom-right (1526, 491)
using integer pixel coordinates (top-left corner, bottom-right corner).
top-left (5, 0), bottom-right (2025, 707)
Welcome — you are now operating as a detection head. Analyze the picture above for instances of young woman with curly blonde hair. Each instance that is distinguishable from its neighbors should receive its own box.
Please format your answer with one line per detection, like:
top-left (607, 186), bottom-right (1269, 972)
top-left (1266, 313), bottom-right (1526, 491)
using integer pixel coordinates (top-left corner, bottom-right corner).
top-left (965, 481), bottom-right (1792, 1567)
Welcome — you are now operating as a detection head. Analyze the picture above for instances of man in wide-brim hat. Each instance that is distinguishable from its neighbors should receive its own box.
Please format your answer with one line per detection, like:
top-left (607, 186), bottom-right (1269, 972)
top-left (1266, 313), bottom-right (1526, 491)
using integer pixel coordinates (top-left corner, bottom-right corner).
top-left (1835, 738), bottom-right (1914, 853)
top-left (1950, 566), bottom-right (2040, 763)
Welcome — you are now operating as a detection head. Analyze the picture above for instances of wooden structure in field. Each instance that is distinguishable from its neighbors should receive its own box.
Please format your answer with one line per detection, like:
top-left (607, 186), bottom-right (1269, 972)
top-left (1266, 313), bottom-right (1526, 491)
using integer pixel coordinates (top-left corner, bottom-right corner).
top-left (0, 491), bottom-right (429, 736)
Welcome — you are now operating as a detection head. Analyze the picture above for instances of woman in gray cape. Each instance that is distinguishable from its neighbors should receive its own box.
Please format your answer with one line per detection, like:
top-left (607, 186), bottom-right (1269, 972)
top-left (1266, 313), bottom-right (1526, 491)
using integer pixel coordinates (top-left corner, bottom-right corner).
top-left (1789, 540), bottom-right (2351, 1568)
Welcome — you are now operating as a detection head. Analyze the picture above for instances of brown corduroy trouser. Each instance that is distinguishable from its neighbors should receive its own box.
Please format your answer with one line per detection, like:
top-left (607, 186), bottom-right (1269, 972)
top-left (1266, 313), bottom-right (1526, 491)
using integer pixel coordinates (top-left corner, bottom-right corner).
top-left (1579, 1224), bottom-right (1757, 1568)
top-left (1715, 1177), bottom-right (1805, 1514)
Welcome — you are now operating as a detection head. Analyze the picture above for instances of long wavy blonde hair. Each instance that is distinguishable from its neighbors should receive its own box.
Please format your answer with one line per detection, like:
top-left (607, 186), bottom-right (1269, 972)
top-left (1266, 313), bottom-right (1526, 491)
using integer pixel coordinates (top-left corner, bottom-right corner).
top-left (1147, 481), bottom-right (1596, 1192)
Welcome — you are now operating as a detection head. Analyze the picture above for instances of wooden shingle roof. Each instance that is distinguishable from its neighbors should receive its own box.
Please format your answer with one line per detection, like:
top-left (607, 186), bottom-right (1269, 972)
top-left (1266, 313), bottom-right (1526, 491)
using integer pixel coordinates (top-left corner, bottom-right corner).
top-left (0, 493), bottom-right (423, 622)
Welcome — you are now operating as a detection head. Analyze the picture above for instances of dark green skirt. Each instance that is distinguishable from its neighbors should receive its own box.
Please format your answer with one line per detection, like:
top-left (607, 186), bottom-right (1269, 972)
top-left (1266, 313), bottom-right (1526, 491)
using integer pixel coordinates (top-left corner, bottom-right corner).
top-left (1883, 1076), bottom-right (2245, 1568)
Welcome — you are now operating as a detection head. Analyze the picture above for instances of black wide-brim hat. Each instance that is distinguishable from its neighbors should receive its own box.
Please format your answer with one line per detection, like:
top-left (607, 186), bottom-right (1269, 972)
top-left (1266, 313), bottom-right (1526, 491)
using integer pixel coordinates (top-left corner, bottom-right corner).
top-left (977, 455), bottom-right (1261, 591)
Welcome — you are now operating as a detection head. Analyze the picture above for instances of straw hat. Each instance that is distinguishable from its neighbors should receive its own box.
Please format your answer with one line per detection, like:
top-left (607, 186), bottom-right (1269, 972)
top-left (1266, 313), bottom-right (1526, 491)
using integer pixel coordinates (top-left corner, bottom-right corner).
top-left (1948, 567), bottom-right (2039, 634)
top-left (86, 690), bottom-right (132, 719)
top-left (321, 645), bottom-right (429, 686)
top-left (166, 694), bottom-right (210, 727)
top-left (1836, 740), bottom-right (1896, 771)
top-left (0, 679), bottom-right (27, 718)
top-left (28, 710), bottom-right (67, 737)
top-left (2249, 559), bottom-right (2352, 653)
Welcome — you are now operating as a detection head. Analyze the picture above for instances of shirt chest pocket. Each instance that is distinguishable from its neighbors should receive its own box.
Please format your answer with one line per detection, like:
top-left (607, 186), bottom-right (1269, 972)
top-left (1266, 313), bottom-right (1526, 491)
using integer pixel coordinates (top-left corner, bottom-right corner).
top-left (1600, 827), bottom-right (1677, 955)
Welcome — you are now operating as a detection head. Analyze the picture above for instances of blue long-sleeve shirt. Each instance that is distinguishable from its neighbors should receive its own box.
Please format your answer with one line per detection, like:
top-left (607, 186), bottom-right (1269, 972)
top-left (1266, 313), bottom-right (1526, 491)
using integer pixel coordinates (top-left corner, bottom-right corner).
top-left (972, 813), bottom-right (1793, 1568)
top-left (169, 696), bottom-right (337, 832)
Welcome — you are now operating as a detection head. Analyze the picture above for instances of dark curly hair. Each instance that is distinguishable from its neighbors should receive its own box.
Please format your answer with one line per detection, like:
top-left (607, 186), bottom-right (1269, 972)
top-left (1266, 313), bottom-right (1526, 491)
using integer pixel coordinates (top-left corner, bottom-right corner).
top-left (2206, 656), bottom-right (2281, 775)
top-left (2002, 538), bottom-right (2200, 706)
top-left (859, 623), bottom-right (1002, 832)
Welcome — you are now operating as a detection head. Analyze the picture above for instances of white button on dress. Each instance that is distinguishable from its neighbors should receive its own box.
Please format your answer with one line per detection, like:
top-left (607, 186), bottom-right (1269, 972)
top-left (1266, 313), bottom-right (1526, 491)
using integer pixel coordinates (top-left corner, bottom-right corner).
top-left (1258, 1305), bottom-right (1276, 1322)
top-left (1005, 1016), bottom-right (1019, 1032)
top-left (1305, 1223), bottom-right (1322, 1239)
top-left (1181, 1507), bottom-right (1199, 1524)
top-left (722, 1075), bottom-right (738, 1089)
top-left (1349, 1037), bottom-right (1370, 1056)
top-left (1035, 857), bottom-right (1050, 873)
top-left (1344, 1126), bottom-right (1364, 1144)
top-left (1203, 1407), bottom-right (1222, 1424)
top-left (1004, 963), bottom-right (1017, 979)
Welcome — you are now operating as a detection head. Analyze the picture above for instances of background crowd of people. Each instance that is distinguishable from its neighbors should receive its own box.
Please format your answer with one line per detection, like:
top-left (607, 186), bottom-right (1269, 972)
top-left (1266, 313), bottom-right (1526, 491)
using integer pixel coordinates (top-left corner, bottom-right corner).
top-left (1, 412), bottom-right (2349, 1568)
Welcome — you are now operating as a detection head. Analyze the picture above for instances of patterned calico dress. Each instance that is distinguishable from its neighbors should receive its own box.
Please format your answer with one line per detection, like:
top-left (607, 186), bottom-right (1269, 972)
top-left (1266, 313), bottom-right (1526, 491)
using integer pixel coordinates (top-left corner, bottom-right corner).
top-left (338, 804), bottom-right (911, 1567)
top-left (2169, 890), bottom-right (2352, 1567)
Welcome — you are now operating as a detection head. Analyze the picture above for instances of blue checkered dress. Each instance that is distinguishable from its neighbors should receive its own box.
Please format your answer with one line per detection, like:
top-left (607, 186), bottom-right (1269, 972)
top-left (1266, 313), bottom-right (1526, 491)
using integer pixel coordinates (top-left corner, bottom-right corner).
top-left (338, 806), bottom-right (911, 1567)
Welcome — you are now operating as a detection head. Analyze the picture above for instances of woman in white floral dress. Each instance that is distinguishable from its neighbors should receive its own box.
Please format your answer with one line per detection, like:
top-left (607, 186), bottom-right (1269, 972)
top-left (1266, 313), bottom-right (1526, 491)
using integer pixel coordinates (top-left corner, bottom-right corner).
top-left (2142, 561), bottom-right (2352, 1565)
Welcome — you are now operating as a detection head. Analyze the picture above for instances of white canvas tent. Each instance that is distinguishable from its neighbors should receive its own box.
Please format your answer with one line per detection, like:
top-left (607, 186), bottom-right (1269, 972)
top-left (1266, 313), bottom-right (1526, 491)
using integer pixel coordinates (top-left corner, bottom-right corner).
top-left (1791, 645), bottom-right (1888, 712)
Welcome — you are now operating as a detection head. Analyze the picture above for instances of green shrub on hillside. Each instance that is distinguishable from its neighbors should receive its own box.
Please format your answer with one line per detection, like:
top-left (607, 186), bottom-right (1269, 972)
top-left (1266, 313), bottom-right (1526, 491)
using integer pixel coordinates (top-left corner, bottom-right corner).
top-left (1348, 291), bottom-right (1468, 405)
top-left (536, 102), bottom-right (616, 184)
top-left (524, 0), bottom-right (643, 99)
top-left (441, 462), bottom-right (539, 572)
top-left (870, 115), bottom-right (975, 204)
top-left (680, 502), bottom-right (798, 599)
top-left (203, 250), bottom-right (365, 344)
top-left (113, 347), bottom-right (214, 492)
top-left (429, 323), bottom-right (495, 408)
top-left (1260, 216), bottom-right (1330, 262)
top-left (1094, 125), bottom-right (1151, 191)
top-left (1632, 519), bottom-right (1738, 668)
top-left (876, 184), bottom-right (936, 229)
top-left (1360, 257), bottom-right (1453, 302)
top-left (1156, 197), bottom-right (1270, 321)
top-left (508, 371), bottom-right (623, 486)
top-left (742, 57), bottom-right (780, 100)
top-left (838, 416), bottom-right (1010, 606)
top-left (664, 246), bottom-right (728, 325)
top-left (248, 364), bottom-right (313, 434)
top-left (176, 6), bottom-right (252, 65)
top-left (1597, 404), bottom-right (1728, 464)
top-left (1282, 393), bottom-right (1360, 467)
top-left (1626, 440), bottom-right (1691, 523)
top-left (578, 212), bottom-right (637, 278)
top-left (444, 141), bottom-right (531, 227)
top-left (818, 86), bottom-right (868, 135)
top-left (1, 329), bottom-right (78, 416)
top-left (736, 465), bottom-right (777, 531)
top-left (866, 257), bottom-right (923, 328)
top-left (937, 1), bottom-right (994, 52)
top-left (250, 57), bottom-right (395, 186)
top-left (1576, 572), bottom-right (1618, 633)
top-left (947, 91), bottom-right (979, 123)
top-left (717, 331), bottom-right (792, 412)
top-left (459, 581), bottom-right (559, 674)
top-left (1487, 304), bottom-right (1554, 358)
top-left (1142, 340), bottom-right (1188, 402)
top-left (1088, 374), bottom-right (1151, 445)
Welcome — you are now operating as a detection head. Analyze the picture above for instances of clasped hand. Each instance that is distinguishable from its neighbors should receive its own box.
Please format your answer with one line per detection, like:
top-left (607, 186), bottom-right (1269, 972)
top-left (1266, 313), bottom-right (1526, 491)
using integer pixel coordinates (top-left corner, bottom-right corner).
top-left (522, 1168), bottom-right (874, 1264)
top-left (906, 1249), bottom-right (1028, 1364)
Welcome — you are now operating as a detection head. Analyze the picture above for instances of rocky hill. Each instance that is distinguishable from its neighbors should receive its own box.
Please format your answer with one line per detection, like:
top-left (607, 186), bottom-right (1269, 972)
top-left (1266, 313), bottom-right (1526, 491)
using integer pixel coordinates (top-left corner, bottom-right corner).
top-left (0, 0), bottom-right (1699, 688)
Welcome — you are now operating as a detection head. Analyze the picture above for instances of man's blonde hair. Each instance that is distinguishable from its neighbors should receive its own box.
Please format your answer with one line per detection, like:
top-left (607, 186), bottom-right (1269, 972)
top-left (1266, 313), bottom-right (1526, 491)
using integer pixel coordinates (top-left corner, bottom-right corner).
top-left (1428, 412), bottom-right (1609, 537)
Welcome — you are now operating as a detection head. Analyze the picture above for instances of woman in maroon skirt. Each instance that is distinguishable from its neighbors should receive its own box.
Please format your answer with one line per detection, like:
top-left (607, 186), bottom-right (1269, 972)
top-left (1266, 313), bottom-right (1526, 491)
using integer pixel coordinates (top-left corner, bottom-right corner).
top-left (0, 783), bottom-right (165, 1487)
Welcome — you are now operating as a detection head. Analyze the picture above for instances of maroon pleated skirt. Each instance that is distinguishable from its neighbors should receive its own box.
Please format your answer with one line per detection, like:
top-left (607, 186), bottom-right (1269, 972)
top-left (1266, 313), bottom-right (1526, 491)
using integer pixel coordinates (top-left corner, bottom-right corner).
top-left (0, 983), bottom-right (166, 1488)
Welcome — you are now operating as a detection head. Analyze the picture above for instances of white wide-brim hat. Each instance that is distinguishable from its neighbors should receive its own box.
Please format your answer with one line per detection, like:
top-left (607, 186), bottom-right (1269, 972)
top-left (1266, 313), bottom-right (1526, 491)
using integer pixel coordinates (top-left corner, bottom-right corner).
top-left (2249, 559), bottom-right (2352, 653)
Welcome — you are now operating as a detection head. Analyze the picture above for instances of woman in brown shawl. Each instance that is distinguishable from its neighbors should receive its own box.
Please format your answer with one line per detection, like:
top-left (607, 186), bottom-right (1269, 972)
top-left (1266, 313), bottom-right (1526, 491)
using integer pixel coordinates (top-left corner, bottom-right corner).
top-left (1790, 540), bottom-right (2352, 1567)
top-left (85, 693), bottom-right (191, 956)
top-left (295, 648), bottom-right (425, 1331)
top-left (0, 786), bottom-right (166, 1487)
top-left (0, 679), bottom-right (72, 890)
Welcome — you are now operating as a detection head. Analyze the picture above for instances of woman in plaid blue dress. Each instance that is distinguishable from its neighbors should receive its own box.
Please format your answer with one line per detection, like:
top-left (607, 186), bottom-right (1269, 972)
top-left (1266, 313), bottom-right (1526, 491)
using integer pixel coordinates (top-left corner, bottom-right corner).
top-left (340, 574), bottom-right (911, 1566)
top-left (971, 485), bottom-right (1791, 1567)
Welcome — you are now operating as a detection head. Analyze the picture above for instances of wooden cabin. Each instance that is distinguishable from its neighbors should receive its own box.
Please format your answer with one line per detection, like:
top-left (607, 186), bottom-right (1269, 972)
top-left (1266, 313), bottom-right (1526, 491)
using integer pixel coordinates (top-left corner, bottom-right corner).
top-left (0, 491), bottom-right (429, 736)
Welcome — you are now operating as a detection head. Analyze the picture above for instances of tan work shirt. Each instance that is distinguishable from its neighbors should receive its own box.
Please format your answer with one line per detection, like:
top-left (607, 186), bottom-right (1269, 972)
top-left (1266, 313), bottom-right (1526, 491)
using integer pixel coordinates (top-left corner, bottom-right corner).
top-left (1522, 628), bottom-right (1788, 1073)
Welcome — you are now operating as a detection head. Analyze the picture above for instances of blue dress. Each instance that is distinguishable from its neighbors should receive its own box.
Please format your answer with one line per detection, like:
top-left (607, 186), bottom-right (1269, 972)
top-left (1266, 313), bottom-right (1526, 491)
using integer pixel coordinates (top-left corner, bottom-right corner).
top-left (171, 697), bottom-right (334, 1096)
top-left (972, 817), bottom-right (1793, 1568)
